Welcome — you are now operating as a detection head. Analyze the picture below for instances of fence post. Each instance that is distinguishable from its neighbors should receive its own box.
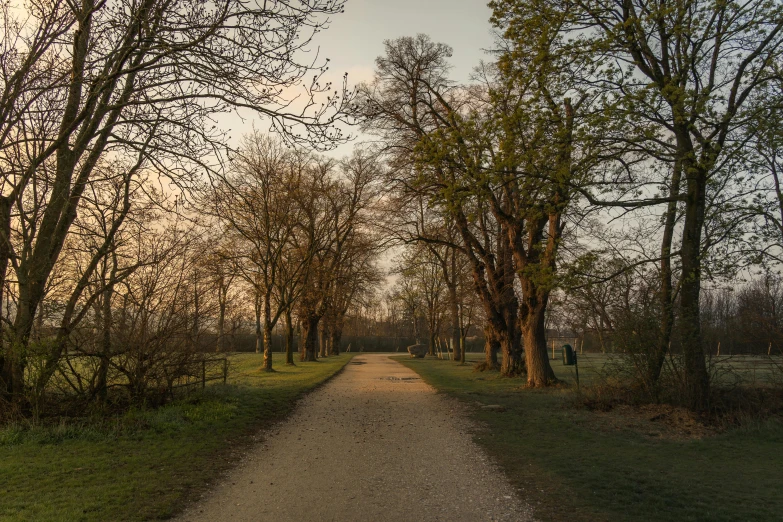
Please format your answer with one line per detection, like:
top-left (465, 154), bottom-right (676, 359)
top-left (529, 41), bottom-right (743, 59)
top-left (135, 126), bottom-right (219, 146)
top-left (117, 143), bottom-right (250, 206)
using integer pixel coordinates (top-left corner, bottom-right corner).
top-left (574, 352), bottom-right (580, 390)
top-left (223, 358), bottom-right (228, 384)
top-left (202, 360), bottom-right (206, 389)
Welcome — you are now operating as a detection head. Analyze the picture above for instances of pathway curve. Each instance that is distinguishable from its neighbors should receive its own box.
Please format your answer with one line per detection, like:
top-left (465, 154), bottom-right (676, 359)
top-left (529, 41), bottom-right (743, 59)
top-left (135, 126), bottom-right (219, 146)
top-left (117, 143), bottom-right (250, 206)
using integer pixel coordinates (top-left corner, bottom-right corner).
top-left (176, 354), bottom-right (532, 522)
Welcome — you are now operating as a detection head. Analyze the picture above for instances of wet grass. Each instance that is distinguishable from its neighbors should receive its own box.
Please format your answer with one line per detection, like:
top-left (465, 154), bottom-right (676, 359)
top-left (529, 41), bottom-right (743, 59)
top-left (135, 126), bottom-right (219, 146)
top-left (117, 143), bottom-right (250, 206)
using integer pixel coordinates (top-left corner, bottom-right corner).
top-left (399, 355), bottom-right (783, 522)
top-left (0, 353), bottom-right (353, 522)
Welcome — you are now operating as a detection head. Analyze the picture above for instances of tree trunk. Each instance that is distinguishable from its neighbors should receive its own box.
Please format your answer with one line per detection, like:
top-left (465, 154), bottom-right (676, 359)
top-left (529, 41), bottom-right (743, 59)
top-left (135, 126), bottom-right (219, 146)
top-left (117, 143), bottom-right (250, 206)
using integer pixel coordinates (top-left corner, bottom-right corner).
top-left (499, 230), bottom-right (524, 377)
top-left (501, 334), bottom-right (525, 376)
top-left (318, 323), bottom-right (327, 358)
top-left (262, 318), bottom-right (274, 372)
top-left (679, 165), bottom-right (710, 410)
top-left (448, 285), bottom-right (460, 362)
top-left (8, 287), bottom-right (38, 399)
top-left (521, 300), bottom-right (555, 387)
top-left (0, 197), bottom-right (12, 398)
top-left (254, 296), bottom-right (262, 355)
top-left (499, 332), bottom-right (523, 376)
top-left (285, 309), bottom-right (295, 365)
top-left (648, 159), bottom-right (682, 395)
top-left (483, 326), bottom-right (500, 370)
top-left (329, 323), bottom-right (342, 356)
top-left (499, 307), bottom-right (524, 376)
top-left (300, 314), bottom-right (320, 362)
top-left (95, 280), bottom-right (113, 401)
top-left (453, 209), bottom-right (515, 373)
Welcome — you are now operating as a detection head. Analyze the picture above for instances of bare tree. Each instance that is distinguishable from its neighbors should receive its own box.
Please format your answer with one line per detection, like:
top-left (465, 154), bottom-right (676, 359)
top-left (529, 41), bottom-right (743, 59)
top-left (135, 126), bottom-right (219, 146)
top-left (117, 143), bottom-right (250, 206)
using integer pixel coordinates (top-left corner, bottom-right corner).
top-left (200, 236), bottom-right (240, 353)
top-left (212, 133), bottom-right (316, 371)
top-left (322, 231), bottom-right (383, 356)
top-left (297, 149), bottom-right (382, 361)
top-left (0, 0), bottom-right (352, 400)
top-left (393, 245), bottom-right (447, 356)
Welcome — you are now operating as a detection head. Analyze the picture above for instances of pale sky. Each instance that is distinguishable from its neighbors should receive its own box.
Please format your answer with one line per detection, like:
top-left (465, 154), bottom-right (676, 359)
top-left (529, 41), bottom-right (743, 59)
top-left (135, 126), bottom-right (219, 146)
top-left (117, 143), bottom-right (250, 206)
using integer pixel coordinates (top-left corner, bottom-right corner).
top-left (229, 1), bottom-right (497, 283)
top-left (317, 0), bottom-right (495, 84)
top-left (230, 0), bottom-right (497, 157)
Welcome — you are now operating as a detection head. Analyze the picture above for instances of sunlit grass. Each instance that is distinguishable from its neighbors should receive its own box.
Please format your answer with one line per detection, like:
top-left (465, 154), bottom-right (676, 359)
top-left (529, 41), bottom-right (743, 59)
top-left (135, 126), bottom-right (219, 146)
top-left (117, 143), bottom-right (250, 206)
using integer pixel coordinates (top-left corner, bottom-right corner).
top-left (0, 353), bottom-right (353, 522)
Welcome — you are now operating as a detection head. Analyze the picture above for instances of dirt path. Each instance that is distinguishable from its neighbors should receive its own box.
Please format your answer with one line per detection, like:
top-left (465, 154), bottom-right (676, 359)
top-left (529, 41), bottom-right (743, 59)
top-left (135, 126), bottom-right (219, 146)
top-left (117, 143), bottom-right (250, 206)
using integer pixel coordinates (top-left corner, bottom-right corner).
top-left (176, 354), bottom-right (532, 522)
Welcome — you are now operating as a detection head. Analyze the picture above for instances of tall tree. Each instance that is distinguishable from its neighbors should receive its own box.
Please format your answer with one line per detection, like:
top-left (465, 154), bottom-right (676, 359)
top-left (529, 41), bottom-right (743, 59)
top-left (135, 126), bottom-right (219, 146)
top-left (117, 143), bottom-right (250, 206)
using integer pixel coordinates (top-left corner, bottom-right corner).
top-left (212, 133), bottom-right (314, 371)
top-left (358, 35), bottom-right (567, 382)
top-left (0, 0), bottom-right (351, 399)
top-left (491, 0), bottom-right (783, 408)
top-left (298, 150), bottom-right (381, 361)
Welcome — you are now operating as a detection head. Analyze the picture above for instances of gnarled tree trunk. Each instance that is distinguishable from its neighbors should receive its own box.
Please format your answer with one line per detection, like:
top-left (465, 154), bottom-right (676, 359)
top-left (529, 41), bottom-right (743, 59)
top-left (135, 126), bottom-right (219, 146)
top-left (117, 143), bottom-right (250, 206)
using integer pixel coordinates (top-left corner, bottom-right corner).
top-left (483, 326), bottom-right (500, 370)
top-left (520, 292), bottom-right (555, 387)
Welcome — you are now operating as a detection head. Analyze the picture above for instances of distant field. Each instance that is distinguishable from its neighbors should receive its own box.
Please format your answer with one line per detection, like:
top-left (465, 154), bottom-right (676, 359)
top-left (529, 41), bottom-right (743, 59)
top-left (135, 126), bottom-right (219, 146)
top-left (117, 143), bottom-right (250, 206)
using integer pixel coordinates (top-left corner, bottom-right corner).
top-left (0, 353), bottom-right (353, 522)
top-left (399, 356), bottom-right (783, 522)
top-left (447, 352), bottom-right (783, 387)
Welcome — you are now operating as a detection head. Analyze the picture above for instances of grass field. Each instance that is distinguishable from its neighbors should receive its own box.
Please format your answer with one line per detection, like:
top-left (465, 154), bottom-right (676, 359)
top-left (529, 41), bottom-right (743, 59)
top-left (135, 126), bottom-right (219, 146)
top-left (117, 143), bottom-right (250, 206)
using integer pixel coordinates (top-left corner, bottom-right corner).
top-left (0, 353), bottom-right (353, 522)
top-left (399, 355), bottom-right (783, 522)
top-left (550, 352), bottom-right (783, 387)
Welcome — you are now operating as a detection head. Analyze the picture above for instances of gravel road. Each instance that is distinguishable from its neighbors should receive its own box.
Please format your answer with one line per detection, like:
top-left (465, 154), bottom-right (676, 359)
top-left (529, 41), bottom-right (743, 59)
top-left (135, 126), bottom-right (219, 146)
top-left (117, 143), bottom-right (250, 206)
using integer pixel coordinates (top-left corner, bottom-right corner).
top-left (176, 354), bottom-right (533, 522)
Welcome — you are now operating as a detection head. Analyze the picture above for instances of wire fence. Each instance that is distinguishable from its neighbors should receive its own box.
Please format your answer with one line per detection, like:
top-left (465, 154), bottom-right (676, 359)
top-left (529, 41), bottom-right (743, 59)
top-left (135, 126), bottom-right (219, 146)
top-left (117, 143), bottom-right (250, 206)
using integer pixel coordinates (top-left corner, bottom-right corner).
top-left (544, 352), bottom-right (783, 387)
top-left (25, 352), bottom-right (230, 398)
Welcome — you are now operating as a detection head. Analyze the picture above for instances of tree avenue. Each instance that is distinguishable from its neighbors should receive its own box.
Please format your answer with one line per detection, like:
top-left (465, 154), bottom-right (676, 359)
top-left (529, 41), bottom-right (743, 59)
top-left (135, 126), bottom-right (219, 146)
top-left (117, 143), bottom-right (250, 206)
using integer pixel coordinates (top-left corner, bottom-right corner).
top-left (485, 0), bottom-right (783, 408)
top-left (354, 0), bottom-right (783, 404)
top-left (3, 0), bottom-right (783, 421)
top-left (357, 34), bottom-right (577, 385)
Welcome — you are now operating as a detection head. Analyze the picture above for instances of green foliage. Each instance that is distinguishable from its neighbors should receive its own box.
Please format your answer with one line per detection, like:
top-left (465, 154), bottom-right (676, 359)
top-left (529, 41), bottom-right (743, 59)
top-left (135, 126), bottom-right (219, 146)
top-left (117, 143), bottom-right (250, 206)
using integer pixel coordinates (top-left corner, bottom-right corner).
top-left (0, 353), bottom-right (353, 522)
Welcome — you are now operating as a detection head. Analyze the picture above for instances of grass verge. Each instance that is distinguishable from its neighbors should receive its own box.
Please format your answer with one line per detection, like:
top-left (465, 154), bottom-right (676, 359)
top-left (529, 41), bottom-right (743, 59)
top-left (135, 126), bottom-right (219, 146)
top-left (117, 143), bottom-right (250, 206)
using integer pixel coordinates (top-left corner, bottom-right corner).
top-left (0, 353), bottom-right (353, 522)
top-left (399, 356), bottom-right (783, 522)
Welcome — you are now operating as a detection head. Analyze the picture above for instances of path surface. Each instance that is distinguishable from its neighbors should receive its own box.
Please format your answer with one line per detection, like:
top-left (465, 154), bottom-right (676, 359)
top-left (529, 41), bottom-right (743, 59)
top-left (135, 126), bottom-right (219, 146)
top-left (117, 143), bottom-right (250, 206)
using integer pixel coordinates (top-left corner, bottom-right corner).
top-left (176, 354), bottom-right (532, 522)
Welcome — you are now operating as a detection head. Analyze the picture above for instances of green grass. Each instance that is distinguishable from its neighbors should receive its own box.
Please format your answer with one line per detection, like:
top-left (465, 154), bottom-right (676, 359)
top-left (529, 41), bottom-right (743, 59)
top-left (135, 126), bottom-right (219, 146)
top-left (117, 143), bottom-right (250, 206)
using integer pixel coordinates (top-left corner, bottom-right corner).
top-left (399, 355), bottom-right (783, 522)
top-left (542, 352), bottom-right (783, 387)
top-left (0, 353), bottom-right (353, 522)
